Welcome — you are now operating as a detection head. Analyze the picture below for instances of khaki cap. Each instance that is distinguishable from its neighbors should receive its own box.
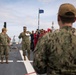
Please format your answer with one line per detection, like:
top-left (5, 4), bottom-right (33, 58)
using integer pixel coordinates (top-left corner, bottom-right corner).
top-left (58, 3), bottom-right (76, 17)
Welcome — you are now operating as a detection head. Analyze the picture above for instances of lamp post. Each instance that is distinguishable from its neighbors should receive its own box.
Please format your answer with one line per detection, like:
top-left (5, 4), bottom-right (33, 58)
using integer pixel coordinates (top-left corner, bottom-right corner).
top-left (51, 21), bottom-right (54, 32)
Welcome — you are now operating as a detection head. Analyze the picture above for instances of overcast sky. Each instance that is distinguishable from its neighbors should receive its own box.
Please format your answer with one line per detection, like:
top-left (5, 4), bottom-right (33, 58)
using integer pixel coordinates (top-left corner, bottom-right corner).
top-left (0, 0), bottom-right (76, 42)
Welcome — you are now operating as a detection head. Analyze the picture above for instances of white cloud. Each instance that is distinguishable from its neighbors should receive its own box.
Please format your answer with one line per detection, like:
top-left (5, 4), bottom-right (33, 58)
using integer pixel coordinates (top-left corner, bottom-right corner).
top-left (38, 0), bottom-right (56, 3)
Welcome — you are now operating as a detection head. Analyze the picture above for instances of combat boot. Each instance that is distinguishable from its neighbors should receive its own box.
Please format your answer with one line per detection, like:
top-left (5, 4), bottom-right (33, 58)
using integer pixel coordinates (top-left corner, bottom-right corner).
top-left (28, 54), bottom-right (30, 60)
top-left (6, 58), bottom-right (8, 64)
top-left (24, 56), bottom-right (26, 60)
top-left (28, 50), bottom-right (30, 60)
top-left (1, 57), bottom-right (3, 64)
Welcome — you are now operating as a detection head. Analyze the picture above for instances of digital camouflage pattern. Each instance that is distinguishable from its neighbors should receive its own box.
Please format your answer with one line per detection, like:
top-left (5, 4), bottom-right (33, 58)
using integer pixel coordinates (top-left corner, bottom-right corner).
top-left (0, 33), bottom-right (10, 58)
top-left (33, 26), bottom-right (76, 75)
top-left (19, 32), bottom-right (30, 56)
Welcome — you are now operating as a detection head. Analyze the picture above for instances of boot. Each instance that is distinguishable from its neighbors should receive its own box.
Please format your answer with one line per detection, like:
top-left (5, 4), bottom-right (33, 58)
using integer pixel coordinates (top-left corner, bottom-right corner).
top-left (24, 56), bottom-right (26, 61)
top-left (6, 58), bottom-right (8, 64)
top-left (1, 58), bottom-right (3, 64)
top-left (28, 50), bottom-right (30, 60)
top-left (28, 54), bottom-right (30, 60)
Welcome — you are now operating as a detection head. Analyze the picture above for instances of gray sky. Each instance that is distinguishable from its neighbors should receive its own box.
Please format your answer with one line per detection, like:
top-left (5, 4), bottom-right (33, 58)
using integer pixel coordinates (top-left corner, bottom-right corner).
top-left (0, 0), bottom-right (76, 42)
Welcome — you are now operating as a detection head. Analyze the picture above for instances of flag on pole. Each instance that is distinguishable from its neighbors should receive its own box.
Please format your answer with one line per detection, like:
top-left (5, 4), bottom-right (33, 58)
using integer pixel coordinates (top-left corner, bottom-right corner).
top-left (39, 9), bottom-right (44, 14)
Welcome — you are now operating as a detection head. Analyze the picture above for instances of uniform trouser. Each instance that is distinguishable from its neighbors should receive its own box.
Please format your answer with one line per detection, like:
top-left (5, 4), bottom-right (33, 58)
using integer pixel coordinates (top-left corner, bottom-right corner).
top-left (22, 43), bottom-right (30, 56)
top-left (0, 45), bottom-right (9, 59)
top-left (30, 41), bottom-right (34, 51)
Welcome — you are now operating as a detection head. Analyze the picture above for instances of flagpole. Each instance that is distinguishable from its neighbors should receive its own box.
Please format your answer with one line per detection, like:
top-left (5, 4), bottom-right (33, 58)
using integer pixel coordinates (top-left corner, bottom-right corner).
top-left (38, 8), bottom-right (40, 30)
top-left (38, 9), bottom-right (44, 30)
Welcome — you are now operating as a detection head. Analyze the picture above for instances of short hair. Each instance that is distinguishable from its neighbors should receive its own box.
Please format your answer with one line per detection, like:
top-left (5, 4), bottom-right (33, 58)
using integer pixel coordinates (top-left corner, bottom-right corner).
top-left (23, 26), bottom-right (27, 30)
top-left (2, 28), bottom-right (7, 32)
top-left (59, 12), bottom-right (75, 23)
